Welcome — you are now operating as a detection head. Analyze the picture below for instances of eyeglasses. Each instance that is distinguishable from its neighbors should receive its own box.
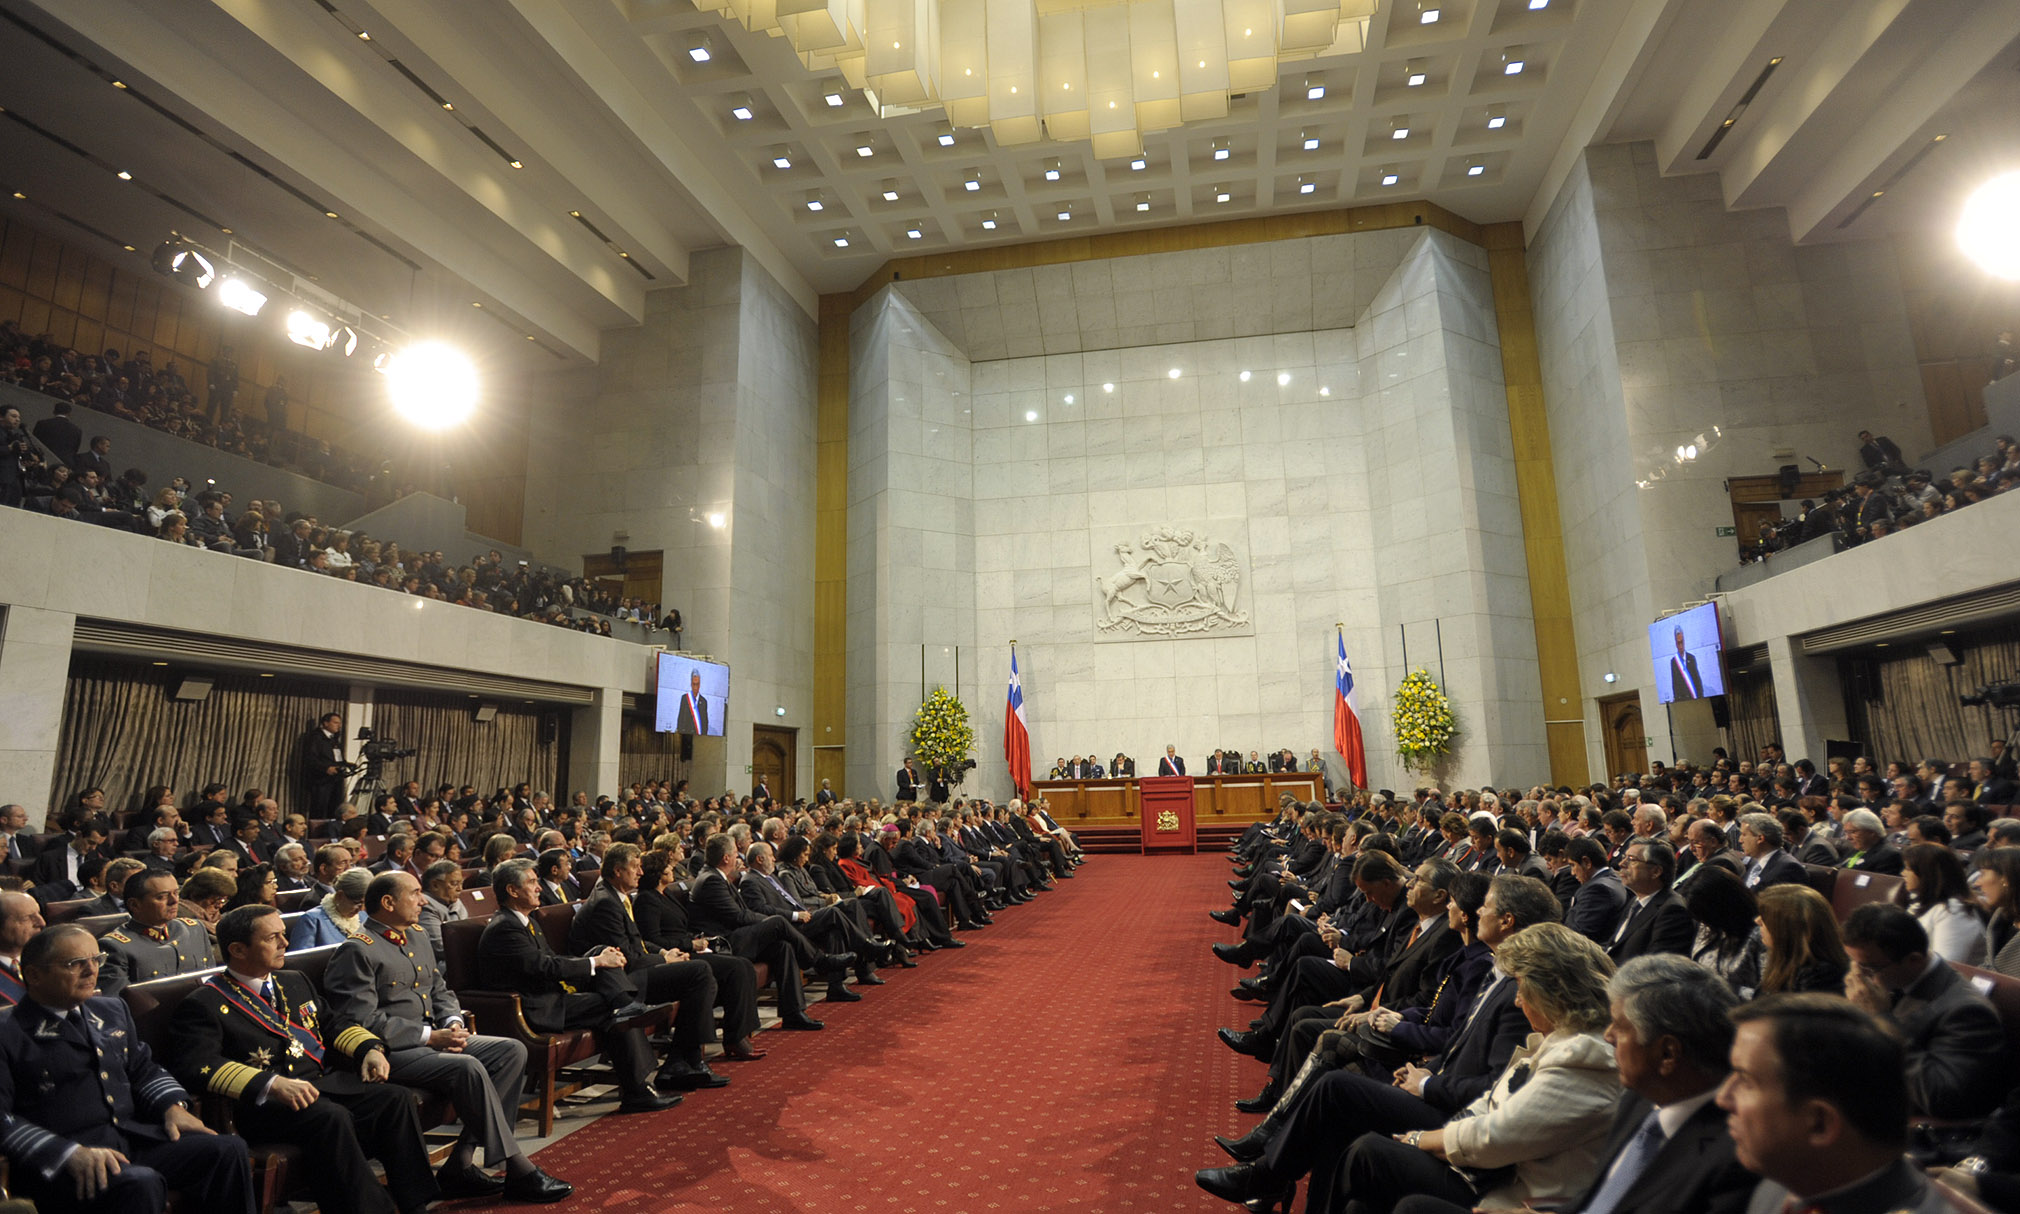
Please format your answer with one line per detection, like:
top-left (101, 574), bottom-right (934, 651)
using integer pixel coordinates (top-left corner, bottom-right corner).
top-left (52, 953), bottom-right (110, 972)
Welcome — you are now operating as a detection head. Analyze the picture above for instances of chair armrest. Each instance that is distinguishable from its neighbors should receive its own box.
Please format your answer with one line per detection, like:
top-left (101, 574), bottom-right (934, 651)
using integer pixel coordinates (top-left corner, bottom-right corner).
top-left (201, 1094), bottom-right (244, 1135)
top-left (456, 992), bottom-right (558, 1046)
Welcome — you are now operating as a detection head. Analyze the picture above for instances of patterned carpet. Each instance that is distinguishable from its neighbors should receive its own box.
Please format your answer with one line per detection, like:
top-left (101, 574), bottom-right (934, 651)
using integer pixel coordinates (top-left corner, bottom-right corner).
top-left (527, 852), bottom-right (1247, 1212)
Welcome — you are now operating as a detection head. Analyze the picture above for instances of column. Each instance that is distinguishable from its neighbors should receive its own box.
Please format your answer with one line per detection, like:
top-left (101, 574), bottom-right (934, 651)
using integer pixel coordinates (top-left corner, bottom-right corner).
top-left (1767, 635), bottom-right (1850, 763)
top-left (0, 607), bottom-right (77, 829)
top-left (567, 688), bottom-right (624, 800)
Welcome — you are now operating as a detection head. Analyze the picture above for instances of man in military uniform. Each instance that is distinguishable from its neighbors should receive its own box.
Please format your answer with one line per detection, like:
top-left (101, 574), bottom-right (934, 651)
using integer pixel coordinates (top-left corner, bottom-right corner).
top-left (323, 872), bottom-right (569, 1202)
top-left (0, 923), bottom-right (254, 1214)
top-left (162, 905), bottom-right (439, 1214)
top-left (96, 870), bottom-right (218, 996)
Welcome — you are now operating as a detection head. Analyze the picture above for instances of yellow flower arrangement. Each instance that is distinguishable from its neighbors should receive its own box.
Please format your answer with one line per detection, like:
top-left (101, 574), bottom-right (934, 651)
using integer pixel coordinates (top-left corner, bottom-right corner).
top-left (1390, 668), bottom-right (1457, 772)
top-left (910, 686), bottom-right (976, 778)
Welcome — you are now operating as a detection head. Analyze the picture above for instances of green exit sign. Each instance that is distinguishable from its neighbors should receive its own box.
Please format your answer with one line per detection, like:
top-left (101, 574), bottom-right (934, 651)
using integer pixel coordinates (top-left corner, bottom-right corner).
top-left (1715, 526), bottom-right (1737, 537)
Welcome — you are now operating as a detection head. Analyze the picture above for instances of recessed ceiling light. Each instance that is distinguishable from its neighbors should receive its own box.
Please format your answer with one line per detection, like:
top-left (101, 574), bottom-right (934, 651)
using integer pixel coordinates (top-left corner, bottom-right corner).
top-left (1381, 171), bottom-right (1400, 186)
top-left (1056, 208), bottom-right (1072, 221)
top-left (1406, 60), bottom-right (1428, 87)
top-left (1298, 180), bottom-right (1316, 194)
top-left (1063, 393), bottom-right (1075, 404)
top-left (1302, 130), bottom-right (1320, 150)
top-left (1102, 382), bottom-right (1115, 392)
top-left (508, 159), bottom-right (523, 169)
top-left (772, 149), bottom-right (793, 168)
top-left (356, 31), bottom-right (371, 40)
top-left (1130, 157), bottom-right (1147, 171)
top-left (1238, 370), bottom-right (1251, 382)
top-left (1391, 120), bottom-right (1410, 140)
top-left (116, 170), bottom-right (132, 180)
top-left (883, 186), bottom-right (901, 201)
top-left (906, 225), bottom-right (923, 239)
top-left (981, 213), bottom-right (998, 230)
top-left (1418, 1), bottom-right (1440, 23)
top-left (856, 143), bottom-right (875, 157)
top-left (1486, 108), bottom-right (1507, 129)
top-left (1277, 372), bottom-right (1292, 385)
top-left (1503, 48), bottom-right (1527, 75)
top-left (1528, 0), bottom-right (1549, 8)
top-left (824, 84), bottom-right (846, 106)
top-left (833, 236), bottom-right (850, 247)
top-left (1025, 410), bottom-right (1039, 421)
top-left (964, 169), bottom-right (982, 191)
top-left (938, 131), bottom-right (957, 146)
top-left (1044, 158), bottom-right (1062, 180)
top-left (1167, 367), bottom-right (1182, 379)
top-left (9, 191), bottom-right (23, 199)
top-left (686, 37), bottom-right (712, 63)
top-left (1305, 75), bottom-right (1325, 100)
top-left (1466, 162), bottom-right (1485, 177)
top-left (1211, 139), bottom-right (1230, 161)
top-left (1216, 188), bottom-right (1232, 202)
top-left (731, 93), bottom-right (755, 120)
top-left (1319, 386), bottom-right (1331, 397)
top-left (112, 79), bottom-right (127, 88)
top-left (1136, 198), bottom-right (1150, 211)
top-left (806, 197), bottom-right (825, 211)
top-left (325, 210), bottom-right (340, 219)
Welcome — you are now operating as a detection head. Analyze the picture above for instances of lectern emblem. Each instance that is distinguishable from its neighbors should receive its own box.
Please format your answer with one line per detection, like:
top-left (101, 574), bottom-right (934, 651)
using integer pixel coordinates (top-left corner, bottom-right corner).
top-left (1094, 525), bottom-right (1250, 637)
top-left (1155, 810), bottom-right (1180, 832)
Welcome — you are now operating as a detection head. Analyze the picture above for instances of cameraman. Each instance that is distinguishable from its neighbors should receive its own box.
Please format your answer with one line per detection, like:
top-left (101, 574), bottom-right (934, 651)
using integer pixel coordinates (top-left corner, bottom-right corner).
top-left (300, 712), bottom-right (348, 818)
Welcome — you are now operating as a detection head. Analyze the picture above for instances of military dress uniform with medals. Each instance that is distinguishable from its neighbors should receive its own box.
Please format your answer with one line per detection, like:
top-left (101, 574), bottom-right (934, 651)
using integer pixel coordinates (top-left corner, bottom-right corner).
top-left (322, 919), bottom-right (529, 1169)
top-left (162, 968), bottom-right (440, 1214)
top-left (97, 916), bottom-right (219, 996)
top-left (0, 994), bottom-right (255, 1214)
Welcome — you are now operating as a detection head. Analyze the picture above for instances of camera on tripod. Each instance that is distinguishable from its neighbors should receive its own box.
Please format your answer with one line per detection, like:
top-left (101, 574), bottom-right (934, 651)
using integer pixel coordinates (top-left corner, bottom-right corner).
top-left (354, 726), bottom-right (417, 763)
top-left (1961, 681), bottom-right (2020, 711)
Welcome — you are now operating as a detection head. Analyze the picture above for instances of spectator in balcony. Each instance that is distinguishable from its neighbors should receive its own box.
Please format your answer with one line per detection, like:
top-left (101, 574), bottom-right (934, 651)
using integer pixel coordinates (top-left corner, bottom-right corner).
top-left (273, 517), bottom-right (316, 568)
top-left (75, 433), bottom-right (113, 484)
top-left (1857, 429), bottom-right (1908, 476)
top-left (30, 398), bottom-right (81, 467)
top-left (326, 530), bottom-right (356, 571)
top-left (191, 496), bottom-right (239, 551)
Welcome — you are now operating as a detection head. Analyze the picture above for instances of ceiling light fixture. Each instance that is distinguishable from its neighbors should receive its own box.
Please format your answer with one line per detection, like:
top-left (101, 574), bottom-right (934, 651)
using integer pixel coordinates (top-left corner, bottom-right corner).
top-left (963, 168), bottom-right (982, 191)
top-left (1239, 370), bottom-right (1251, 382)
top-left (1406, 59), bottom-right (1427, 87)
top-left (730, 93), bottom-right (755, 120)
top-left (1135, 193), bottom-right (1151, 212)
top-left (906, 224), bottom-right (924, 239)
top-left (1305, 74), bottom-right (1325, 101)
top-left (686, 34), bottom-right (712, 63)
top-left (1044, 158), bottom-right (1063, 181)
top-left (1103, 382), bottom-right (1115, 392)
top-left (1391, 118), bottom-right (1410, 140)
top-left (216, 278), bottom-right (267, 316)
top-left (1215, 186), bottom-right (1232, 203)
top-left (1167, 368), bottom-right (1182, 379)
top-left (116, 170), bottom-right (132, 181)
top-left (1211, 138), bottom-right (1231, 161)
top-left (286, 309), bottom-right (333, 350)
top-left (1297, 178), bottom-right (1316, 194)
top-left (806, 194), bottom-right (825, 211)
top-left (882, 183), bottom-right (902, 201)
top-left (1958, 170), bottom-right (2020, 280)
top-left (1381, 169), bottom-right (1400, 186)
top-left (1528, 0), bottom-right (1549, 9)
top-left (1056, 206), bottom-right (1073, 221)
top-left (981, 211), bottom-right (998, 230)
top-left (834, 235), bottom-right (851, 247)
top-left (771, 148), bottom-right (793, 168)
top-left (1130, 156), bottom-right (1147, 170)
top-left (1502, 47), bottom-right (1527, 75)
top-left (855, 141), bottom-right (875, 157)
top-left (1466, 160), bottom-right (1484, 176)
top-left (1302, 129), bottom-right (1320, 150)
top-left (823, 82), bottom-right (847, 106)
top-left (1485, 106), bottom-right (1507, 129)
top-left (1417, 1), bottom-right (1440, 23)
top-left (937, 130), bottom-right (957, 146)
top-left (1277, 371), bottom-right (1292, 385)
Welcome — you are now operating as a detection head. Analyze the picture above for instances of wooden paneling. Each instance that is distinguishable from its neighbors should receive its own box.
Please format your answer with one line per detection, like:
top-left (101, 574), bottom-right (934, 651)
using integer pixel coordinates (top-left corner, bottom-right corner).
top-left (811, 294), bottom-right (853, 789)
top-left (1031, 774), bottom-right (1321, 826)
top-left (1483, 222), bottom-right (1588, 788)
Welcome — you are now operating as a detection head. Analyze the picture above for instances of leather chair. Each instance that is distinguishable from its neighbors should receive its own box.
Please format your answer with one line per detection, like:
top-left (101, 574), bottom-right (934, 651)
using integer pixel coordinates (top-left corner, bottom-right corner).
top-left (1831, 869), bottom-right (1906, 922)
top-left (438, 913), bottom-right (670, 1135)
top-left (40, 898), bottom-right (99, 924)
top-left (457, 885), bottom-right (499, 921)
top-left (274, 889), bottom-right (317, 913)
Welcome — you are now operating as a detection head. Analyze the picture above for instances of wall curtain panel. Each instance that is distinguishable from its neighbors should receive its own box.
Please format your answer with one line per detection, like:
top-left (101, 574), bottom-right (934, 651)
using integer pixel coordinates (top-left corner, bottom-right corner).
top-left (55, 659), bottom-right (349, 816)
top-left (1841, 625), bottom-right (2020, 764)
top-left (369, 691), bottom-right (560, 798)
top-left (1722, 661), bottom-right (1781, 766)
top-left (619, 715), bottom-right (690, 792)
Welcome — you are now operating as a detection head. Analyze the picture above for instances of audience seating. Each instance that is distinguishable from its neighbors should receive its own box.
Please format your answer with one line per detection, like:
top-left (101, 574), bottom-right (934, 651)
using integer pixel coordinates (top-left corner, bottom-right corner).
top-left (42, 898), bottom-right (99, 924)
top-left (458, 885), bottom-right (498, 919)
top-left (274, 889), bottom-right (316, 913)
top-left (1830, 869), bottom-right (1906, 921)
top-left (1802, 863), bottom-right (1838, 900)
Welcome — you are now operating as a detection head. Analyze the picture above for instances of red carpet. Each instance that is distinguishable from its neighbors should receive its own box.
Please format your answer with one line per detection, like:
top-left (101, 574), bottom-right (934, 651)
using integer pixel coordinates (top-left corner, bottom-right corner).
top-left (530, 852), bottom-right (1252, 1211)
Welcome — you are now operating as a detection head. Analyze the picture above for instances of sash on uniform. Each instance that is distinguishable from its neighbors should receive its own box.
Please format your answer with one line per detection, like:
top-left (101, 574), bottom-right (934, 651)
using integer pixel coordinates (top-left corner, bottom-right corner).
top-left (206, 974), bottom-right (325, 1066)
top-left (0, 963), bottom-right (23, 1006)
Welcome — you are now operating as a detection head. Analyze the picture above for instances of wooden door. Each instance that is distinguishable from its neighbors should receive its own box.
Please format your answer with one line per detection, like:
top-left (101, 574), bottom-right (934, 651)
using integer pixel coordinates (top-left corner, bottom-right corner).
top-left (1599, 693), bottom-right (1645, 782)
top-left (1732, 503), bottom-right (1785, 551)
top-left (751, 725), bottom-right (795, 803)
top-left (581, 550), bottom-right (665, 612)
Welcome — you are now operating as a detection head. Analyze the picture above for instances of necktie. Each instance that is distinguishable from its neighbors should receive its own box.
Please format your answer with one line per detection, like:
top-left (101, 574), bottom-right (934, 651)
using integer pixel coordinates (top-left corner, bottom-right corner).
top-left (1371, 923), bottom-right (1422, 1009)
top-left (1581, 1110), bottom-right (1666, 1214)
top-left (260, 980), bottom-right (275, 1006)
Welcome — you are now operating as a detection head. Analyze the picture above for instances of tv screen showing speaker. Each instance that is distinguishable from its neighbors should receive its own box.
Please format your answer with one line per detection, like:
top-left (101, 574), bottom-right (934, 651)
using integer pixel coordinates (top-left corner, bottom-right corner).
top-left (655, 655), bottom-right (729, 736)
top-left (1649, 603), bottom-right (1726, 705)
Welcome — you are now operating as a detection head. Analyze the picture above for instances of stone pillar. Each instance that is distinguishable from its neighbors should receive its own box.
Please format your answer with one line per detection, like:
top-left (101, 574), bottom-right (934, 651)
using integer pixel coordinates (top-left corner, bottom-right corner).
top-left (0, 607), bottom-right (76, 828)
top-left (568, 689), bottom-right (624, 800)
top-left (1768, 635), bottom-right (1850, 764)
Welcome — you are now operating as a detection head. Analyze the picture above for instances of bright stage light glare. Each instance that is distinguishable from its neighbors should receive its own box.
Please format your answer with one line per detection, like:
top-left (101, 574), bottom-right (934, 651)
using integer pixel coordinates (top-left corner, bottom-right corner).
top-left (384, 342), bottom-right (479, 429)
top-left (217, 278), bottom-right (267, 316)
top-left (286, 310), bottom-right (332, 350)
top-left (1958, 171), bottom-right (2020, 280)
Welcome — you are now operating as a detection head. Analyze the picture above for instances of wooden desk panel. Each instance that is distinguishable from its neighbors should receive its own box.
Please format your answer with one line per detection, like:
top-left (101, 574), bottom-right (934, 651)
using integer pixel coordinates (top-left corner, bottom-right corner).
top-left (1031, 774), bottom-right (1321, 825)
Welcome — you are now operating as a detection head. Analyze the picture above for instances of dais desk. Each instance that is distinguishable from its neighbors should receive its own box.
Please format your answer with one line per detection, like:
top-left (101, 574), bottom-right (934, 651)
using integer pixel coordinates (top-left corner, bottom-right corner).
top-left (1029, 773), bottom-right (1323, 829)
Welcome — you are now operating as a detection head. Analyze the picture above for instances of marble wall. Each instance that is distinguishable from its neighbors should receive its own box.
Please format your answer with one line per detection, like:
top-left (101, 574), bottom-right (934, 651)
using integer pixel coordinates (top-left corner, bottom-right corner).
top-left (846, 227), bottom-right (1548, 800)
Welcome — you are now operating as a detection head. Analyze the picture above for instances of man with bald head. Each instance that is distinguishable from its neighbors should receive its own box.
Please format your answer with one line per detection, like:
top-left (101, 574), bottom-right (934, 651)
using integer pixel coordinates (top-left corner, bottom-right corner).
top-left (0, 803), bottom-right (40, 865)
top-left (0, 890), bottom-right (44, 1005)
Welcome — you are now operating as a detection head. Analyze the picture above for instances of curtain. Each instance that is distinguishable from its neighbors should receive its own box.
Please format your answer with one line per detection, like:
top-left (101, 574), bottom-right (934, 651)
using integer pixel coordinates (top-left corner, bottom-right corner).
top-left (1721, 661), bottom-right (1780, 767)
top-left (618, 714), bottom-right (690, 792)
top-left (55, 659), bottom-right (349, 816)
top-left (1842, 624), bottom-right (2020, 764)
top-left (369, 691), bottom-right (560, 798)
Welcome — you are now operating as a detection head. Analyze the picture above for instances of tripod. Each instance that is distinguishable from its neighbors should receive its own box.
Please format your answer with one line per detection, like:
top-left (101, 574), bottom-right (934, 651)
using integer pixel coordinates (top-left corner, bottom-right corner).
top-left (348, 761), bottom-right (391, 810)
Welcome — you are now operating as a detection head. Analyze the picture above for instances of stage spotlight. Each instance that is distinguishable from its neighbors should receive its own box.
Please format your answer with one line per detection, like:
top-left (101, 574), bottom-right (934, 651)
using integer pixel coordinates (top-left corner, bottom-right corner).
top-left (1958, 170), bottom-right (2020, 280)
top-left (216, 277), bottom-right (267, 316)
top-left (329, 325), bottom-right (360, 357)
top-left (384, 342), bottom-right (478, 429)
top-left (150, 240), bottom-right (215, 288)
top-left (285, 309), bottom-right (333, 350)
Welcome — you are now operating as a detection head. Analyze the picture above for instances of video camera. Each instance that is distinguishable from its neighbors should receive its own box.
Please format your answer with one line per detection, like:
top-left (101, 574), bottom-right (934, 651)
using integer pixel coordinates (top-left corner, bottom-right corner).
top-left (354, 726), bottom-right (417, 763)
top-left (1961, 681), bottom-right (2020, 711)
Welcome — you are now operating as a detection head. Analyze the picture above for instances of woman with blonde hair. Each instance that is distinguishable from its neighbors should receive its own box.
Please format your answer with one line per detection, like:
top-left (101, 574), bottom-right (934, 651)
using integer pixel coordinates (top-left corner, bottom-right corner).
top-left (1335, 923), bottom-right (1621, 1213)
top-left (1753, 884), bottom-right (1849, 994)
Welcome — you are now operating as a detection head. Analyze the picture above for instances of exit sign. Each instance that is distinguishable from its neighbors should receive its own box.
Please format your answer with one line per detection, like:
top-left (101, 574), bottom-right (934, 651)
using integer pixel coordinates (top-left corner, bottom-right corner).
top-left (1715, 526), bottom-right (1737, 537)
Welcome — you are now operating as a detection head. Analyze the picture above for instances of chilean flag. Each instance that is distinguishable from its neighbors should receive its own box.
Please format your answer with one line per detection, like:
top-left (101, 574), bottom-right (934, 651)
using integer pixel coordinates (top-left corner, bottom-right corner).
top-left (1004, 648), bottom-right (1032, 797)
top-left (1334, 634), bottom-right (1368, 791)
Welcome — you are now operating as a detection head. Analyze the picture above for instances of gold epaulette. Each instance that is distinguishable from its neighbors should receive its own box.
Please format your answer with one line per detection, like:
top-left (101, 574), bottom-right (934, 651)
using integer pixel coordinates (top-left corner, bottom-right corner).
top-left (345, 930), bottom-right (375, 943)
top-left (331, 1025), bottom-right (379, 1056)
top-left (105, 931), bottom-right (131, 944)
top-left (206, 1060), bottom-right (265, 1100)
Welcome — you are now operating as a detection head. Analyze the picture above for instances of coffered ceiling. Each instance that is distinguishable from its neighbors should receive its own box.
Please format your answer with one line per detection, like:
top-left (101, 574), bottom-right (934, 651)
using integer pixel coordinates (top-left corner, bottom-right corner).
top-left (0, 0), bottom-right (2012, 367)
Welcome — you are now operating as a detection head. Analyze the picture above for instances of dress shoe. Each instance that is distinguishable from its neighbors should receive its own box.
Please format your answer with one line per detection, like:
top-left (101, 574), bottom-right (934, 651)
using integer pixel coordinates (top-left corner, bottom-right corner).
top-left (1230, 983), bottom-right (1267, 1003)
top-left (1233, 1083), bottom-right (1278, 1114)
top-left (937, 937), bottom-right (966, 948)
top-left (976, 913), bottom-right (996, 924)
top-left (1209, 908), bottom-right (1243, 926)
top-left (501, 1168), bottom-right (575, 1204)
top-left (436, 1164), bottom-right (506, 1198)
top-left (655, 1060), bottom-right (731, 1092)
top-left (1212, 943), bottom-right (1253, 967)
top-left (780, 1015), bottom-right (825, 1031)
top-left (855, 971), bottom-right (887, 985)
top-left (1218, 1028), bottom-right (1267, 1057)
top-left (610, 1000), bottom-right (658, 1020)
top-left (1228, 879), bottom-right (1246, 890)
top-left (720, 1039), bottom-right (767, 1061)
top-left (889, 946), bottom-right (918, 968)
top-left (1195, 1164), bottom-right (1281, 1204)
top-left (1214, 1128), bottom-right (1268, 1163)
top-left (1237, 976), bottom-right (1273, 997)
top-left (814, 952), bottom-right (855, 977)
top-left (825, 985), bottom-right (864, 1002)
top-left (614, 1090), bottom-right (682, 1114)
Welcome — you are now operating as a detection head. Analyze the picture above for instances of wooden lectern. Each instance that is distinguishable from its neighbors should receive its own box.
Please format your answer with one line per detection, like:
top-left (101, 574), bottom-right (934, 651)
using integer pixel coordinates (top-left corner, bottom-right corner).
top-left (1139, 776), bottom-right (1197, 854)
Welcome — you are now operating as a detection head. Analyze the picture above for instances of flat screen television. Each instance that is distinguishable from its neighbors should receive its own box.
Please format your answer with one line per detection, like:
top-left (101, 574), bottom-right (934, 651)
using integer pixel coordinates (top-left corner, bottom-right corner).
top-left (654, 654), bottom-right (730, 736)
top-left (1649, 602), bottom-right (1726, 705)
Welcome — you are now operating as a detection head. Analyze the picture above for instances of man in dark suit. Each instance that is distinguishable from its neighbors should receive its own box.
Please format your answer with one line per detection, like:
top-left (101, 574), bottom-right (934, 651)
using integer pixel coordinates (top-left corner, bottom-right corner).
top-left (1208, 749), bottom-right (1235, 774)
top-left (0, 802), bottom-right (41, 866)
top-left (165, 906), bottom-right (447, 1214)
top-left (1558, 954), bottom-right (1753, 1214)
top-left (1842, 903), bottom-right (2009, 1118)
top-left (672, 670), bottom-right (711, 735)
top-left (299, 713), bottom-right (348, 819)
top-left (30, 401), bottom-right (82, 468)
top-left (30, 816), bottom-right (111, 900)
top-left (1564, 836), bottom-right (1631, 943)
top-left (686, 834), bottom-right (845, 1029)
top-left (1112, 753), bottom-right (1135, 777)
top-left (565, 845), bottom-right (732, 1092)
top-left (0, 923), bottom-right (255, 1214)
top-left (742, 841), bottom-right (886, 980)
top-left (1737, 813), bottom-right (1807, 892)
top-left (1837, 809), bottom-right (1903, 874)
top-left (73, 436), bottom-right (114, 487)
top-left (1971, 757), bottom-right (2019, 806)
top-left (473, 859), bottom-right (678, 1114)
top-left (894, 758), bottom-right (922, 802)
top-left (1607, 840), bottom-right (1695, 964)
top-left (1158, 745), bottom-right (1187, 776)
top-left (1666, 626), bottom-right (1705, 702)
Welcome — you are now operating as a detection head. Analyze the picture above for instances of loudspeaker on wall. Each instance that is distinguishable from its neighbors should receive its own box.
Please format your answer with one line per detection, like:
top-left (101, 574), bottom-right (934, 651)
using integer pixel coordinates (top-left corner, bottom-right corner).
top-left (170, 675), bottom-right (214, 702)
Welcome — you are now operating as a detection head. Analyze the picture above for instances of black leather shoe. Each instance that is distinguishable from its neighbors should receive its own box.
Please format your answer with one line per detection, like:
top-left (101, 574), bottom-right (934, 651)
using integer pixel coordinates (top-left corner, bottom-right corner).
top-left (1195, 1164), bottom-right (1278, 1204)
top-left (1212, 943), bottom-right (1252, 967)
top-left (656, 1060), bottom-right (730, 1091)
top-left (825, 986), bottom-right (864, 1002)
top-left (891, 947), bottom-right (919, 968)
top-left (1233, 1084), bottom-right (1278, 1114)
top-left (502, 1168), bottom-right (575, 1203)
top-left (610, 1001), bottom-right (656, 1019)
top-left (615, 1090), bottom-right (681, 1114)
top-left (1218, 1028), bottom-right (1267, 1057)
top-left (1227, 879), bottom-right (1245, 890)
top-left (436, 1164), bottom-right (506, 1198)
top-left (814, 953), bottom-right (855, 977)
top-left (1237, 975), bottom-right (1273, 996)
top-left (1214, 1128), bottom-right (1269, 1162)
top-left (1209, 908), bottom-right (1243, 925)
top-left (1230, 983), bottom-right (1267, 1003)
top-left (780, 1015), bottom-right (825, 1030)
top-left (855, 971), bottom-right (887, 985)
top-left (937, 937), bottom-right (966, 948)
